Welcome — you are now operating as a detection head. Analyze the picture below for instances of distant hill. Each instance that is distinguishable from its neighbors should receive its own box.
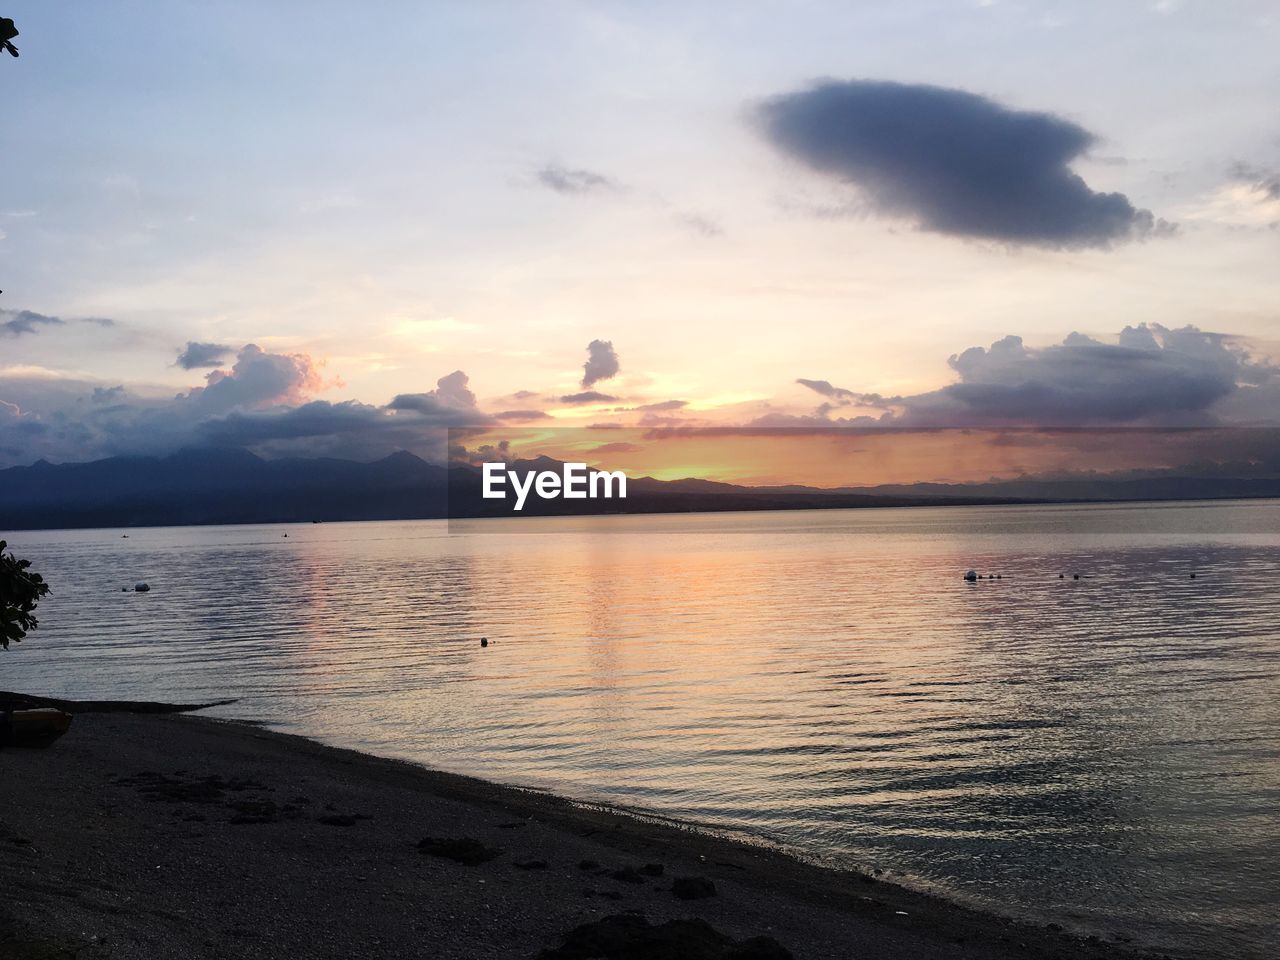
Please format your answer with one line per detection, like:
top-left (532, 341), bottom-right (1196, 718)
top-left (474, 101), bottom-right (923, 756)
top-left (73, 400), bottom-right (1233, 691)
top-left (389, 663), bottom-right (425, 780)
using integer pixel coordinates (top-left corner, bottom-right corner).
top-left (0, 449), bottom-right (448, 529)
top-left (1, 448), bottom-right (1278, 530)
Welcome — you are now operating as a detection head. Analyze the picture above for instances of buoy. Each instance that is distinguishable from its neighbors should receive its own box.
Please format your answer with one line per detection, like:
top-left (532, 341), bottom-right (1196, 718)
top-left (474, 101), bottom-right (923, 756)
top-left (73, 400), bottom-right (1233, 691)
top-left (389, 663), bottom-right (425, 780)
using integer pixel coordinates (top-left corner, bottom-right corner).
top-left (134, 582), bottom-right (150, 592)
top-left (1058, 574), bottom-right (1064, 579)
top-left (480, 637), bottom-right (489, 647)
top-left (963, 570), bottom-right (977, 582)
top-left (1072, 574), bottom-right (1080, 580)
top-left (1190, 572), bottom-right (1197, 579)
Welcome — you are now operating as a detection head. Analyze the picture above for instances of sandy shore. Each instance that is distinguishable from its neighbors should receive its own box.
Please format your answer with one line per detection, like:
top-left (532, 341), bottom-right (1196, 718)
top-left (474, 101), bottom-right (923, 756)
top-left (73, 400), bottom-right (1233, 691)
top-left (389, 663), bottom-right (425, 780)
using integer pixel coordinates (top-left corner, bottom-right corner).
top-left (0, 701), bottom-right (1152, 960)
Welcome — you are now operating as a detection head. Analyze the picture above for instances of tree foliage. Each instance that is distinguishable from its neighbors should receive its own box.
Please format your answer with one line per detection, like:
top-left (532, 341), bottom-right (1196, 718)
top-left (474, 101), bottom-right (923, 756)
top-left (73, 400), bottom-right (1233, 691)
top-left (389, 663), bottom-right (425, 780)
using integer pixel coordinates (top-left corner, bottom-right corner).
top-left (0, 540), bottom-right (50, 649)
top-left (0, 16), bottom-right (18, 58)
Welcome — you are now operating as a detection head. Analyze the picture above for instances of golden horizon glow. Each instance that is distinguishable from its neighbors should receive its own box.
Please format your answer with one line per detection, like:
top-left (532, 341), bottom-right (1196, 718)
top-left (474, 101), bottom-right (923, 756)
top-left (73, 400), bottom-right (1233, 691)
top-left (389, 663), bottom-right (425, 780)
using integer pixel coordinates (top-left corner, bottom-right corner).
top-left (455, 426), bottom-right (1271, 489)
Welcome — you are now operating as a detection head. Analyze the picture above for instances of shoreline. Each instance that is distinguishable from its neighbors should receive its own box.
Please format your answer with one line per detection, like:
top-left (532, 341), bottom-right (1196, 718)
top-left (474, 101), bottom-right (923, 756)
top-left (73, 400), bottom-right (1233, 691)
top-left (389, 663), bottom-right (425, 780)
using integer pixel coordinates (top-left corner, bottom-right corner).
top-left (3, 493), bottom-right (1275, 535)
top-left (0, 698), bottom-right (1159, 960)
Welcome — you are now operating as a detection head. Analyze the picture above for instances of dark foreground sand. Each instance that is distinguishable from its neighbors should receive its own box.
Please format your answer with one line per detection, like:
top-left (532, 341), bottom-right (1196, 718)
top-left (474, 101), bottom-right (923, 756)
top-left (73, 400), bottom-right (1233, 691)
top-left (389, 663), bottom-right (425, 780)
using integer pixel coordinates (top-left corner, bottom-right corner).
top-left (1, 703), bottom-right (1152, 960)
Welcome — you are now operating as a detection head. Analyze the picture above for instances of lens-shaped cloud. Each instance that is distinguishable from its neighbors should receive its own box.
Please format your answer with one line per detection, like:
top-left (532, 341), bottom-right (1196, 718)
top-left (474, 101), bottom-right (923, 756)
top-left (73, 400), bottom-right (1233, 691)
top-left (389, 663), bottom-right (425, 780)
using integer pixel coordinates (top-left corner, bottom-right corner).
top-left (757, 79), bottom-right (1165, 249)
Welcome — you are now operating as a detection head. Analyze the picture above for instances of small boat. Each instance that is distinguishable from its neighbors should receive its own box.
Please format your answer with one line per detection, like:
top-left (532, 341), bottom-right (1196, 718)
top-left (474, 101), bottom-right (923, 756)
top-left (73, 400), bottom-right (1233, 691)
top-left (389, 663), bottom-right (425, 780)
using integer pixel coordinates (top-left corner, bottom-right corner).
top-left (2, 708), bottom-right (73, 748)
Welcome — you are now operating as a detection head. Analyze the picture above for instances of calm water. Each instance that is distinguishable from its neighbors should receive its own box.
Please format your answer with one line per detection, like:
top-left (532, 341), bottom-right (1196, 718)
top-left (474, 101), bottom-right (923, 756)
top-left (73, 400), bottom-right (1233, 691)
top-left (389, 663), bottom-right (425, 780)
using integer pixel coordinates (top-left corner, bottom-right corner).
top-left (4, 502), bottom-right (1279, 959)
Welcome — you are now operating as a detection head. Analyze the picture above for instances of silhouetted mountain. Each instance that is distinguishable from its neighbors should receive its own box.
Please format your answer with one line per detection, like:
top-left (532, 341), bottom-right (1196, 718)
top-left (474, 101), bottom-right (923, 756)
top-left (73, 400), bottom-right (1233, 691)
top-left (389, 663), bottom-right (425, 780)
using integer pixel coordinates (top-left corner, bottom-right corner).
top-left (2, 448), bottom-right (1277, 530)
top-left (0, 448), bottom-right (448, 529)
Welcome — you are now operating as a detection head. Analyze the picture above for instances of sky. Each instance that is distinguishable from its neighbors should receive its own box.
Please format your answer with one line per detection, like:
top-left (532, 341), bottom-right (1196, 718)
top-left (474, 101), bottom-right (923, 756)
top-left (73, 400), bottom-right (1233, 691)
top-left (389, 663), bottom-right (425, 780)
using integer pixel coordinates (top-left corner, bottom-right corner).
top-left (1, 1), bottom-right (1279, 481)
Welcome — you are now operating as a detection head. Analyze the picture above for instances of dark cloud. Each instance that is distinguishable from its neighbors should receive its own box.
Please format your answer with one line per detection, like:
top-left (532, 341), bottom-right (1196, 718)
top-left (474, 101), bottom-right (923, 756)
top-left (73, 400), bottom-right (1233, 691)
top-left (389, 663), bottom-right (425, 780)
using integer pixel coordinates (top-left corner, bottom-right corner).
top-left (199, 370), bottom-right (486, 459)
top-left (924, 327), bottom-right (1259, 424)
top-left (756, 80), bottom-right (1163, 248)
top-left (386, 394), bottom-right (460, 416)
top-left (536, 165), bottom-right (617, 195)
top-left (634, 399), bottom-right (687, 412)
top-left (581, 339), bottom-right (620, 388)
top-left (0, 354), bottom-right (490, 466)
top-left (768, 324), bottom-right (1278, 429)
top-left (795, 379), bottom-right (886, 406)
top-left (1, 309), bottom-right (64, 337)
top-left (176, 341), bottom-right (234, 369)
top-left (796, 378), bottom-right (854, 400)
top-left (448, 438), bottom-right (513, 468)
top-left (559, 391), bottom-right (618, 405)
top-left (198, 400), bottom-right (387, 445)
top-left (1, 309), bottom-right (120, 337)
top-left (492, 409), bottom-right (551, 421)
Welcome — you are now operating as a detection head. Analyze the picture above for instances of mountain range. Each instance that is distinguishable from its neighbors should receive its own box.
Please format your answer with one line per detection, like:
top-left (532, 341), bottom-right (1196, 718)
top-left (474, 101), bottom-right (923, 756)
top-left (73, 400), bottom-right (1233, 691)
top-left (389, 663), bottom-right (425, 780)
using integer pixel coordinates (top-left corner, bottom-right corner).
top-left (1, 448), bottom-right (1278, 530)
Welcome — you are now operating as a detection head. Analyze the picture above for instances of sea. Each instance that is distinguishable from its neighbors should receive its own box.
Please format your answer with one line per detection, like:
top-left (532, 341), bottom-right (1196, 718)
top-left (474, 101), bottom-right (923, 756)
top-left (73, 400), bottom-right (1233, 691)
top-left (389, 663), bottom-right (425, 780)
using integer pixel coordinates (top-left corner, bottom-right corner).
top-left (3, 500), bottom-right (1278, 959)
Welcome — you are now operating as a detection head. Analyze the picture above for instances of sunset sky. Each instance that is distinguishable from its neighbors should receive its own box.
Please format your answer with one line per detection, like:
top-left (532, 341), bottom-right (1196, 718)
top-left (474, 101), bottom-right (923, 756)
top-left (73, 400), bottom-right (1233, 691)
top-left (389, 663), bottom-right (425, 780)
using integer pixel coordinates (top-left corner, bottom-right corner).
top-left (2, 1), bottom-right (1279, 480)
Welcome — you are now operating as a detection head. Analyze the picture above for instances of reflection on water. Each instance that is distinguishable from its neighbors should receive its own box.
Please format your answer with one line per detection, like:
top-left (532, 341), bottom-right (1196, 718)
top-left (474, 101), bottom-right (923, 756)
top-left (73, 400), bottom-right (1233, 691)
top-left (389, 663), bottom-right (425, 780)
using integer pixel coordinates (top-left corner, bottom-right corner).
top-left (4, 501), bottom-right (1279, 960)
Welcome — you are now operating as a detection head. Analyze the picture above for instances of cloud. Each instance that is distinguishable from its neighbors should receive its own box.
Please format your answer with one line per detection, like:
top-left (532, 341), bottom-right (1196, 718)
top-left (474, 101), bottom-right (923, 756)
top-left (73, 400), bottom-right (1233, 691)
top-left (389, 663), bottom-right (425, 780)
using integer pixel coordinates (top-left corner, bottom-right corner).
top-left (634, 399), bottom-right (687, 412)
top-left (434, 369), bottom-right (476, 407)
top-left (756, 79), bottom-right (1164, 248)
top-left (676, 213), bottom-right (724, 237)
top-left (1231, 162), bottom-right (1280, 201)
top-left (1, 309), bottom-right (120, 338)
top-left (923, 327), bottom-right (1265, 424)
top-left (559, 390), bottom-right (618, 404)
top-left (197, 368), bottom-right (487, 458)
top-left (176, 341), bottom-right (234, 369)
top-left (492, 409), bottom-right (551, 421)
top-left (536, 165), bottom-right (618, 195)
top-left (1, 310), bottom-right (64, 337)
top-left (581, 339), bottom-right (620, 388)
top-left (795, 379), bottom-right (887, 407)
top-left (770, 325), bottom-right (1278, 429)
top-left (388, 370), bottom-right (479, 416)
top-left (0, 353), bottom-right (492, 466)
top-left (589, 441), bottom-right (642, 455)
top-left (184, 344), bottom-right (325, 414)
top-left (198, 400), bottom-right (389, 445)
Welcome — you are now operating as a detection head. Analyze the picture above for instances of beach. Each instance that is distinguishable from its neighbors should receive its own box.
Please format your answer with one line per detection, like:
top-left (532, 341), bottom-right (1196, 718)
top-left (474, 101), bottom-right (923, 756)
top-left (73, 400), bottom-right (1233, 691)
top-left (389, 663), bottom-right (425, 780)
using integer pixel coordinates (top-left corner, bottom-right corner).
top-left (0, 701), bottom-right (1149, 960)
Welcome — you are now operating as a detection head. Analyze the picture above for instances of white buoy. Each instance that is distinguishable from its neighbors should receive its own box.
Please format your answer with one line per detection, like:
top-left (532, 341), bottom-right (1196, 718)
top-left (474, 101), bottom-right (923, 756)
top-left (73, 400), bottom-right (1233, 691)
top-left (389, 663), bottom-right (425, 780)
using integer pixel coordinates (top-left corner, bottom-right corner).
top-left (963, 569), bottom-right (978, 582)
top-left (134, 582), bottom-right (150, 593)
